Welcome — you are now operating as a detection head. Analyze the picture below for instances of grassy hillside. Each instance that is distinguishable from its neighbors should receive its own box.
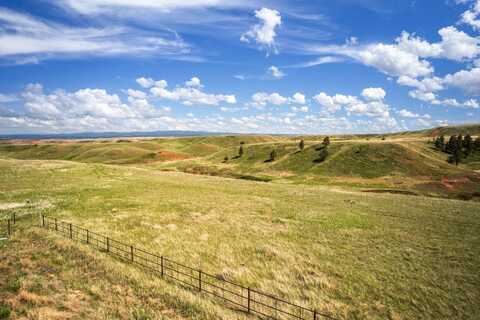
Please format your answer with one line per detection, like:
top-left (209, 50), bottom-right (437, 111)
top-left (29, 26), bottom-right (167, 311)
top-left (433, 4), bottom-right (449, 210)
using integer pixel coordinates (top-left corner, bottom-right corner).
top-left (1, 126), bottom-right (480, 200)
top-left (1, 158), bottom-right (480, 319)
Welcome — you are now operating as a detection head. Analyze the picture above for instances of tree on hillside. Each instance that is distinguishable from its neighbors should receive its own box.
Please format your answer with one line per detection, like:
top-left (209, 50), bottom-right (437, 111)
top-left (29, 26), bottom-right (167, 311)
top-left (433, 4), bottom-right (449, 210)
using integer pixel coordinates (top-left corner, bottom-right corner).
top-left (322, 136), bottom-right (330, 147)
top-left (446, 135), bottom-right (458, 154)
top-left (446, 135), bottom-right (461, 165)
top-left (269, 149), bottom-right (277, 162)
top-left (464, 134), bottom-right (473, 156)
top-left (434, 135), bottom-right (445, 151)
top-left (238, 145), bottom-right (244, 157)
top-left (317, 147), bottom-right (329, 163)
top-left (223, 156), bottom-right (229, 163)
top-left (474, 137), bottom-right (480, 151)
top-left (299, 139), bottom-right (305, 151)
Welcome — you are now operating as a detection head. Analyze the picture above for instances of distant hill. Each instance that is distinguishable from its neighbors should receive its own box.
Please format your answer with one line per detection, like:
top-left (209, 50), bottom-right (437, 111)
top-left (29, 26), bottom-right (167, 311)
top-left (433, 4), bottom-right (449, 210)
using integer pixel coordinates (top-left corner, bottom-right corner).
top-left (0, 130), bottom-right (229, 140)
top-left (394, 124), bottom-right (480, 138)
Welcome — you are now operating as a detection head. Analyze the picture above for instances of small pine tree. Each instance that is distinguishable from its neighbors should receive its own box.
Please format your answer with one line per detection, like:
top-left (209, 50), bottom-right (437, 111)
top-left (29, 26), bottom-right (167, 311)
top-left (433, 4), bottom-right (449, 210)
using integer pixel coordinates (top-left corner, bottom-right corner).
top-left (446, 135), bottom-right (457, 154)
top-left (439, 135), bottom-right (445, 151)
top-left (322, 136), bottom-right (330, 147)
top-left (299, 139), bottom-right (305, 151)
top-left (317, 147), bottom-right (329, 162)
top-left (464, 134), bottom-right (473, 156)
top-left (269, 149), bottom-right (277, 162)
top-left (474, 137), bottom-right (480, 151)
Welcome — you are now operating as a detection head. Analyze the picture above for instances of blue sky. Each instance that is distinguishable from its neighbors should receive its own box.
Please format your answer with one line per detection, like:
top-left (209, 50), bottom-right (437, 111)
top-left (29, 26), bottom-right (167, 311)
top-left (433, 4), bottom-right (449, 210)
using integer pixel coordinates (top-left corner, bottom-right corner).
top-left (0, 0), bottom-right (479, 134)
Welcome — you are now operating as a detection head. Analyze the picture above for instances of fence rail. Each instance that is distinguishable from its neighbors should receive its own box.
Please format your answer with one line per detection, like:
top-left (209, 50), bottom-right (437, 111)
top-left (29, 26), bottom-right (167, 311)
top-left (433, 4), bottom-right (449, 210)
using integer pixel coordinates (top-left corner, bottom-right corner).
top-left (41, 215), bottom-right (337, 320)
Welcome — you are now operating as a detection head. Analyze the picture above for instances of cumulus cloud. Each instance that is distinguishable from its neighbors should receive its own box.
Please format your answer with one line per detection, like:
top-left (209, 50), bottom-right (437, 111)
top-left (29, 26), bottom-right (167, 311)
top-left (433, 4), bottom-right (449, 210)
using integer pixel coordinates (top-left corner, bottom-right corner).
top-left (396, 27), bottom-right (480, 62)
top-left (459, 0), bottom-right (480, 31)
top-left (314, 88), bottom-right (391, 119)
top-left (150, 77), bottom-right (236, 106)
top-left (291, 92), bottom-right (306, 104)
top-left (241, 7), bottom-right (282, 54)
top-left (248, 91), bottom-right (307, 108)
top-left (136, 77), bottom-right (155, 88)
top-left (361, 87), bottom-right (386, 101)
top-left (185, 77), bottom-right (202, 87)
top-left (443, 67), bottom-right (480, 95)
top-left (267, 66), bottom-right (285, 78)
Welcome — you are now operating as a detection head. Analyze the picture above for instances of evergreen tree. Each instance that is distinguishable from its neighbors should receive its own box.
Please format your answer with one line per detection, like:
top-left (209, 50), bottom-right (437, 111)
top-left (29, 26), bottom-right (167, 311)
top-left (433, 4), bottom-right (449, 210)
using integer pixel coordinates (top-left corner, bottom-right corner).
top-left (269, 149), bottom-right (277, 162)
top-left (299, 139), bottom-right (305, 151)
top-left (238, 145), bottom-right (244, 157)
top-left (322, 136), bottom-right (330, 147)
top-left (446, 136), bottom-right (461, 165)
top-left (434, 136), bottom-right (443, 150)
top-left (474, 137), bottom-right (480, 151)
top-left (464, 134), bottom-right (473, 156)
top-left (439, 135), bottom-right (445, 151)
top-left (446, 135), bottom-right (457, 154)
top-left (317, 147), bottom-right (329, 162)
top-left (457, 134), bottom-right (464, 152)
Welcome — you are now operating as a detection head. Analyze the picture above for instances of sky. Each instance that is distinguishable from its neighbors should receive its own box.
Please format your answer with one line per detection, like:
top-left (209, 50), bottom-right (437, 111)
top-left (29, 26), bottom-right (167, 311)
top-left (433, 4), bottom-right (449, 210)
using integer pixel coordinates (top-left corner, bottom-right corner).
top-left (0, 0), bottom-right (479, 135)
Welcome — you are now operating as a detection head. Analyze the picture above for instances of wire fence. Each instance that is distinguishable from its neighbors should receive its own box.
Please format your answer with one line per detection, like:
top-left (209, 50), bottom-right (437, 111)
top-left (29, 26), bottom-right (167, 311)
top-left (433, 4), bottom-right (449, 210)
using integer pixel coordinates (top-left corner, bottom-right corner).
top-left (40, 215), bottom-right (337, 320)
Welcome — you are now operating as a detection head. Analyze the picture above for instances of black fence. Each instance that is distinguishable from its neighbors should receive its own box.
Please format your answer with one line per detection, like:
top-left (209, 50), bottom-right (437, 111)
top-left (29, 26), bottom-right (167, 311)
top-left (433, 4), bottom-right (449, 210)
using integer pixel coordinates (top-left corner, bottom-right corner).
top-left (41, 215), bottom-right (337, 320)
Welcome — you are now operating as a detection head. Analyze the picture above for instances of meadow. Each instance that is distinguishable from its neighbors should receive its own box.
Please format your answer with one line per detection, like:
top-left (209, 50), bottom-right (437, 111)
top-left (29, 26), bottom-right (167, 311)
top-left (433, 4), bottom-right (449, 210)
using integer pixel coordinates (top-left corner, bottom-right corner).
top-left (1, 126), bottom-right (480, 319)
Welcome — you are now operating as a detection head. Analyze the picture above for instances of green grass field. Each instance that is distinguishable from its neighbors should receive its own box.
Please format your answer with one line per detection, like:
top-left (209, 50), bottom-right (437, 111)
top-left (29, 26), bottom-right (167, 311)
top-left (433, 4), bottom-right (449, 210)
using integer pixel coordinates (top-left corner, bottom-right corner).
top-left (1, 127), bottom-right (480, 319)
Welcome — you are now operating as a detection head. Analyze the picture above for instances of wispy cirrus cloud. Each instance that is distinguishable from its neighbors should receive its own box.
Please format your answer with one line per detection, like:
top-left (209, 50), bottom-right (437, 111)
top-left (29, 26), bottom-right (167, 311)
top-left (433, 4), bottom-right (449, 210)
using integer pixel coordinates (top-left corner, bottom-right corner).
top-left (0, 8), bottom-right (192, 64)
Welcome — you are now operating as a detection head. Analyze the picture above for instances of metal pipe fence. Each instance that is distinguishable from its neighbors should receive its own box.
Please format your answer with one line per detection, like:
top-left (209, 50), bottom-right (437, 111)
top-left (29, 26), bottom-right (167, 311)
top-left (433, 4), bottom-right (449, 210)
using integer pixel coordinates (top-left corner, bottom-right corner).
top-left (41, 215), bottom-right (337, 320)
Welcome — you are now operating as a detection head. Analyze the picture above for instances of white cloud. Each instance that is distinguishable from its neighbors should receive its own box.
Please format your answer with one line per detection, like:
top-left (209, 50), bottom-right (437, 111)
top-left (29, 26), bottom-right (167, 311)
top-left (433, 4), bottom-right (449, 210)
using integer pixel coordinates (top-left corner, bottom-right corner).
top-left (288, 56), bottom-right (344, 68)
top-left (397, 109), bottom-right (431, 119)
top-left (268, 66), bottom-right (285, 78)
top-left (0, 8), bottom-right (190, 63)
top-left (361, 87), bottom-right (386, 101)
top-left (459, 0), bottom-right (480, 31)
top-left (250, 92), bottom-right (288, 107)
top-left (396, 27), bottom-right (480, 62)
top-left (290, 92), bottom-right (306, 105)
top-left (292, 106), bottom-right (309, 113)
top-left (127, 89), bottom-right (147, 99)
top-left (185, 77), bottom-right (202, 87)
top-left (314, 89), bottom-right (391, 119)
top-left (136, 77), bottom-right (155, 88)
top-left (241, 7), bottom-right (281, 54)
top-left (56, 0), bottom-right (252, 14)
top-left (343, 43), bottom-right (434, 78)
top-left (443, 67), bottom-right (480, 95)
top-left (0, 93), bottom-right (18, 103)
top-left (150, 77), bottom-right (236, 106)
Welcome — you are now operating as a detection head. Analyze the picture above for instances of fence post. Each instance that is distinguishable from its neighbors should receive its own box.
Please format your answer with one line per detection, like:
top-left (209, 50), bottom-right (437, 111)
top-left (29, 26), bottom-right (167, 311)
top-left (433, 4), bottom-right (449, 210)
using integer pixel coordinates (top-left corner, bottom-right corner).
top-left (12, 212), bottom-right (16, 224)
top-left (313, 309), bottom-right (317, 320)
top-left (7, 219), bottom-right (11, 237)
top-left (86, 229), bottom-right (90, 244)
top-left (69, 223), bottom-right (73, 239)
top-left (55, 218), bottom-right (58, 231)
top-left (42, 214), bottom-right (45, 227)
top-left (130, 245), bottom-right (134, 262)
top-left (198, 270), bottom-right (202, 292)
top-left (106, 237), bottom-right (110, 252)
top-left (161, 256), bottom-right (164, 277)
top-left (247, 287), bottom-right (251, 313)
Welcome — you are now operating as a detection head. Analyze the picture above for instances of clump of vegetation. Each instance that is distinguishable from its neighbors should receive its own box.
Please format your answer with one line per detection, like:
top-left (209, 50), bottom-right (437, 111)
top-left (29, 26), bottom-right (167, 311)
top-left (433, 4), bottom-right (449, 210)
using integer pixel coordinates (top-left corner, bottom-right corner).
top-left (299, 139), bottom-right (305, 151)
top-left (315, 136), bottom-right (331, 163)
top-left (238, 142), bottom-right (244, 158)
top-left (434, 134), bottom-right (479, 165)
top-left (268, 149), bottom-right (277, 162)
top-left (223, 156), bottom-right (229, 163)
top-left (0, 304), bottom-right (11, 319)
